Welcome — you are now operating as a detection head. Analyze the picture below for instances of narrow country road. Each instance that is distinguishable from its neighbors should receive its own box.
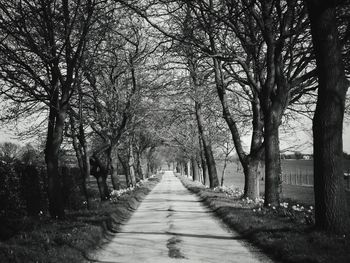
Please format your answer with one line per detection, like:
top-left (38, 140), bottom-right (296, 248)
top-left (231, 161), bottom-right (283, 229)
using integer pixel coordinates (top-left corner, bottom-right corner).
top-left (92, 171), bottom-right (273, 263)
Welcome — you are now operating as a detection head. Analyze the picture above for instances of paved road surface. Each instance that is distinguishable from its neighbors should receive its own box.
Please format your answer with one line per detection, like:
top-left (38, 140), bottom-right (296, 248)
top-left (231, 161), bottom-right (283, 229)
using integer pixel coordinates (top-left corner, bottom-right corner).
top-left (92, 171), bottom-right (273, 263)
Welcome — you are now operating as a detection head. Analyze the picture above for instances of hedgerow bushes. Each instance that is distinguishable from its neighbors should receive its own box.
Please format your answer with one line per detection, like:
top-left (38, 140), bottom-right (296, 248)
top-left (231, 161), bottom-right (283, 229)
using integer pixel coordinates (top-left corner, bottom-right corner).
top-left (0, 163), bottom-right (83, 240)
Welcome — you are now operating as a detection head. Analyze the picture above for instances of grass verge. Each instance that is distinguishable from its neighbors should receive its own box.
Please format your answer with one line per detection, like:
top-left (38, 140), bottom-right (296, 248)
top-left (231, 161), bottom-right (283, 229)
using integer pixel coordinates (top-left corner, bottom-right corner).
top-left (0, 174), bottom-right (162, 263)
top-left (177, 174), bottom-right (350, 263)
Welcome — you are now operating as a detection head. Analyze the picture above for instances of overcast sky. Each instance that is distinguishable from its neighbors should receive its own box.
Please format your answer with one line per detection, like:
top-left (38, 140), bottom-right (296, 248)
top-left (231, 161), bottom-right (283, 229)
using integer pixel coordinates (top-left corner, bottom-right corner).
top-left (1, 121), bottom-right (350, 154)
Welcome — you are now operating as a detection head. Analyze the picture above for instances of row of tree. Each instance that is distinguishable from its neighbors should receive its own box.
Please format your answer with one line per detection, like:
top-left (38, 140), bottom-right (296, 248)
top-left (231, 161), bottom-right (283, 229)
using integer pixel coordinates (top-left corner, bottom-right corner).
top-left (0, 1), bottom-right (165, 219)
top-left (115, 0), bottom-right (349, 233)
top-left (0, 0), bottom-right (349, 234)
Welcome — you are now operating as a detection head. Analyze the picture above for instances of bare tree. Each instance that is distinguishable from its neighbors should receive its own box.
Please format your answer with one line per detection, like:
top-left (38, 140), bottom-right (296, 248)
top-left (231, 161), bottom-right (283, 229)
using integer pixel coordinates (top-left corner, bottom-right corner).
top-left (81, 7), bottom-right (160, 197)
top-left (184, 0), bottom-right (316, 204)
top-left (0, 0), bottom-right (97, 218)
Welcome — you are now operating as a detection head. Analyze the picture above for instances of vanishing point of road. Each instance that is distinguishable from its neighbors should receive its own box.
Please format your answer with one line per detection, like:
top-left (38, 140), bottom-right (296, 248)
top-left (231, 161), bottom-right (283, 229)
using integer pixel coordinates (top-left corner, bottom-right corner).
top-left (92, 171), bottom-right (274, 263)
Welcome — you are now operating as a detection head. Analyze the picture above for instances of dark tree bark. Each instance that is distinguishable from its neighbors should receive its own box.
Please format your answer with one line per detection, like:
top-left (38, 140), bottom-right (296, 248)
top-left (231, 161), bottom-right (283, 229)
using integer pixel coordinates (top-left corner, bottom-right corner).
top-left (110, 148), bottom-right (120, 190)
top-left (89, 142), bottom-right (112, 201)
top-left (135, 148), bottom-right (144, 180)
top-left (191, 156), bottom-right (200, 181)
top-left (118, 153), bottom-right (130, 187)
top-left (96, 175), bottom-right (110, 201)
top-left (80, 144), bottom-right (91, 206)
top-left (175, 162), bottom-right (180, 173)
top-left (45, 98), bottom-right (66, 218)
top-left (307, 0), bottom-right (349, 233)
top-left (199, 138), bottom-right (209, 186)
top-left (263, 115), bottom-right (282, 205)
top-left (128, 143), bottom-right (137, 187)
top-left (146, 146), bottom-right (156, 178)
top-left (90, 156), bottom-right (110, 201)
top-left (194, 101), bottom-right (219, 187)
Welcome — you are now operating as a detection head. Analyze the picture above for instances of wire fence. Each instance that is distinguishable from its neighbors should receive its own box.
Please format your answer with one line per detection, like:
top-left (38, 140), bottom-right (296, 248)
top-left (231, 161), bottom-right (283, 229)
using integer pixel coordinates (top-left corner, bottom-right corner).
top-left (282, 171), bottom-right (350, 191)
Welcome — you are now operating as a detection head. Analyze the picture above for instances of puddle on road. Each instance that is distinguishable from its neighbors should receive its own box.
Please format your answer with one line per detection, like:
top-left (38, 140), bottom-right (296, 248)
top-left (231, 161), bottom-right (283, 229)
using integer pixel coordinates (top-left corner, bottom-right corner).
top-left (166, 205), bottom-right (186, 258)
top-left (166, 236), bottom-right (186, 259)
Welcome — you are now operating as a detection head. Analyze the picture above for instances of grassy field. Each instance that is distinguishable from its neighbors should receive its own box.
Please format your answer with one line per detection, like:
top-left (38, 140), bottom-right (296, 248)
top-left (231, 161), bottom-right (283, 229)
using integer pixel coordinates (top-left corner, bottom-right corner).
top-left (216, 159), bottom-right (350, 205)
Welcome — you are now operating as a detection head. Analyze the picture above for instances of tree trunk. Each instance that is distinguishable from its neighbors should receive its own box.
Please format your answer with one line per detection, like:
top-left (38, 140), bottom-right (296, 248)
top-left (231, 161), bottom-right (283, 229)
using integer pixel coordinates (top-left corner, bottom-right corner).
top-left (125, 169), bottom-right (131, 187)
top-left (195, 102), bottom-right (219, 187)
top-left (90, 153), bottom-right (110, 201)
top-left (198, 133), bottom-right (209, 186)
top-left (135, 150), bottom-right (144, 180)
top-left (203, 140), bottom-right (219, 186)
top-left (110, 147), bottom-right (120, 190)
top-left (264, 115), bottom-right (282, 206)
top-left (46, 147), bottom-right (64, 218)
top-left (45, 105), bottom-right (65, 219)
top-left (175, 162), bottom-right (180, 173)
top-left (221, 157), bottom-right (227, 187)
top-left (191, 157), bottom-right (199, 181)
top-left (188, 50), bottom-right (220, 188)
top-left (118, 154), bottom-right (130, 187)
top-left (242, 158), bottom-right (260, 199)
top-left (180, 162), bottom-right (185, 176)
top-left (128, 144), bottom-right (136, 187)
top-left (129, 161), bottom-right (136, 186)
top-left (146, 146), bottom-right (155, 178)
top-left (246, 95), bottom-right (264, 198)
top-left (150, 163), bottom-right (155, 174)
top-left (307, 1), bottom-right (349, 233)
top-left (81, 148), bottom-right (90, 208)
top-left (96, 174), bottom-right (110, 201)
top-left (201, 152), bottom-right (209, 186)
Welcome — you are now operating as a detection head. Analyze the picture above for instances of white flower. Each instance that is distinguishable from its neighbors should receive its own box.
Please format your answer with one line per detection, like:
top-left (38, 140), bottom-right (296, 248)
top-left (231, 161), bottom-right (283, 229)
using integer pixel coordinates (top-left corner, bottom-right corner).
top-left (279, 202), bottom-right (289, 208)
